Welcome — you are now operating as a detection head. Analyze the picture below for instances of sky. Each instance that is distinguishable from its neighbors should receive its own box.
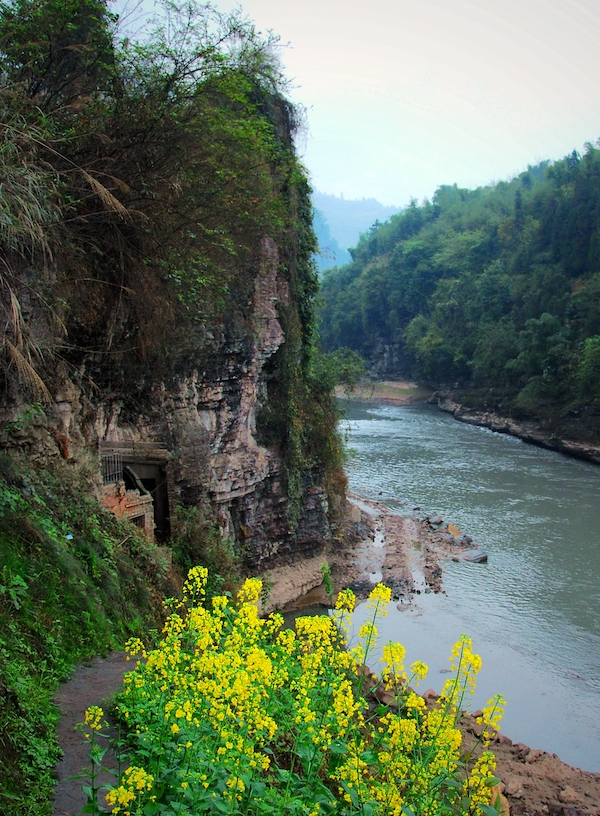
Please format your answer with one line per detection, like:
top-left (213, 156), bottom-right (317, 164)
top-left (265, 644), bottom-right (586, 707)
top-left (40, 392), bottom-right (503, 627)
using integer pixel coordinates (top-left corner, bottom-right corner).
top-left (115, 0), bottom-right (600, 207)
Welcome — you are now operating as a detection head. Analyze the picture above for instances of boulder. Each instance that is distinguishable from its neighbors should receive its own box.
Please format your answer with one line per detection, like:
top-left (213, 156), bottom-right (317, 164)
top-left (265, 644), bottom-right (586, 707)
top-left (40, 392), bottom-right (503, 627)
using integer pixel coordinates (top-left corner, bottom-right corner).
top-left (558, 785), bottom-right (583, 804)
top-left (463, 550), bottom-right (488, 563)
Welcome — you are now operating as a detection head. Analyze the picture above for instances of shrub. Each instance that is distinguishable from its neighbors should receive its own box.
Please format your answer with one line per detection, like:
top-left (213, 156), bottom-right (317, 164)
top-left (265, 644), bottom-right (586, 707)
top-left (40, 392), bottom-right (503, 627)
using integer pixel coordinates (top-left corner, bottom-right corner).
top-left (103, 568), bottom-right (505, 815)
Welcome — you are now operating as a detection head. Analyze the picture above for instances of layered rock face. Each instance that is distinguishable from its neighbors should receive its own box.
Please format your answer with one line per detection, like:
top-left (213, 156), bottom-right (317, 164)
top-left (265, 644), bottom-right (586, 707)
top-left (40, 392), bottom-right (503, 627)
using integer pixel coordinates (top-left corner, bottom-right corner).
top-left (5, 237), bottom-right (331, 573)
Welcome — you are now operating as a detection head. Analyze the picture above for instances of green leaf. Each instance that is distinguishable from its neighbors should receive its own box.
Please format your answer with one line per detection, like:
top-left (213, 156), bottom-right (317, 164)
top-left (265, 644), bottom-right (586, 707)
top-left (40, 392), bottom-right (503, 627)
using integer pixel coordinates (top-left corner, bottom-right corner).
top-left (479, 805), bottom-right (501, 816)
top-left (209, 797), bottom-right (231, 813)
top-left (441, 777), bottom-right (463, 789)
top-left (484, 775), bottom-right (502, 787)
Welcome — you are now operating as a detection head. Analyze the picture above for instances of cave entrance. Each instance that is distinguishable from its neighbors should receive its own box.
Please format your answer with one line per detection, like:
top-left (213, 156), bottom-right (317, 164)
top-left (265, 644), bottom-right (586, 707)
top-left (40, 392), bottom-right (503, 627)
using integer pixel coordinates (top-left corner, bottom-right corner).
top-left (100, 442), bottom-right (172, 542)
top-left (122, 461), bottom-right (170, 542)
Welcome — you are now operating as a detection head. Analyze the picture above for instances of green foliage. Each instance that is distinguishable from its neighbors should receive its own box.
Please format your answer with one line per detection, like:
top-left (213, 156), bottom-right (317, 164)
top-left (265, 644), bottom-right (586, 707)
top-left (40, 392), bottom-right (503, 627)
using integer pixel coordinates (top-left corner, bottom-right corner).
top-left (319, 145), bottom-right (600, 414)
top-left (576, 336), bottom-right (600, 401)
top-left (0, 0), bottom-right (117, 107)
top-left (0, 459), bottom-right (170, 816)
top-left (170, 503), bottom-right (241, 596)
top-left (311, 348), bottom-right (366, 396)
top-left (0, 0), bottom-right (316, 402)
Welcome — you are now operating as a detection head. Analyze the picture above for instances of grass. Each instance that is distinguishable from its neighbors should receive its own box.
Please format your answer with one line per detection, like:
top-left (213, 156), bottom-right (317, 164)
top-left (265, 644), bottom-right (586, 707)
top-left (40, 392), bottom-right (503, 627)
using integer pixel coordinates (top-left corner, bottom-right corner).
top-left (0, 456), bottom-right (174, 816)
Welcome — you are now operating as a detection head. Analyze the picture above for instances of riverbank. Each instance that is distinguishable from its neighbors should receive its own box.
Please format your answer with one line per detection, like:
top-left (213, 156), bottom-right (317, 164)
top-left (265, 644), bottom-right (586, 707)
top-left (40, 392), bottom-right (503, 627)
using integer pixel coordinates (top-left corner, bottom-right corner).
top-left (337, 378), bottom-right (600, 467)
top-left (334, 379), bottom-right (433, 404)
top-left (278, 495), bottom-right (600, 815)
top-left (436, 395), bottom-right (600, 466)
top-left (261, 493), bottom-right (477, 613)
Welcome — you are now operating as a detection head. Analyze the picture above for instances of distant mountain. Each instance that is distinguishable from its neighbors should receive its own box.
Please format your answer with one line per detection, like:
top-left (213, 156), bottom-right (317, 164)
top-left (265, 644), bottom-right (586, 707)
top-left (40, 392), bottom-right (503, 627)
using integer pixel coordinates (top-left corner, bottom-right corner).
top-left (312, 209), bottom-right (352, 272)
top-left (312, 191), bottom-right (400, 271)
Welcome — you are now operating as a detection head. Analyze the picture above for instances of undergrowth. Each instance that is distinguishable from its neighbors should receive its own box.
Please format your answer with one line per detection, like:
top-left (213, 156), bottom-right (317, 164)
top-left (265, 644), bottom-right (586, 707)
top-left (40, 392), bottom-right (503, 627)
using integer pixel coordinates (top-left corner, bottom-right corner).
top-left (0, 457), bottom-right (175, 816)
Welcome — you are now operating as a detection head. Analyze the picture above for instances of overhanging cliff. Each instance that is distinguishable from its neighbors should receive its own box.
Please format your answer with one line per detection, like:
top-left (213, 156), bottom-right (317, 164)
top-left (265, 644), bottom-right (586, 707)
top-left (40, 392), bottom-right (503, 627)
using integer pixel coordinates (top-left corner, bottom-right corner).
top-left (0, 0), bottom-right (343, 576)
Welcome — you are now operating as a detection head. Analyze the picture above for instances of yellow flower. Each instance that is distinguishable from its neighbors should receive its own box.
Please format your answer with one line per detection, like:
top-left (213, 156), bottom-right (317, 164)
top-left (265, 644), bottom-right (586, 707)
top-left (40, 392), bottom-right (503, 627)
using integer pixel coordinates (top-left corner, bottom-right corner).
top-left (409, 660), bottom-right (428, 682)
top-left (335, 588), bottom-right (356, 612)
top-left (237, 577), bottom-right (262, 603)
top-left (109, 566), bottom-right (502, 816)
top-left (367, 583), bottom-right (391, 605)
top-left (382, 641), bottom-right (406, 688)
top-left (84, 706), bottom-right (104, 732)
top-left (106, 766), bottom-right (154, 814)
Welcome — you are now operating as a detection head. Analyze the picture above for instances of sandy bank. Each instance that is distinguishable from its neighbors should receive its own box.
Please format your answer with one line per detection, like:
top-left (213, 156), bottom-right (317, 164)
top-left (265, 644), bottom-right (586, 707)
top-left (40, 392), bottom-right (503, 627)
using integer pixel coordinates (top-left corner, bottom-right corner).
top-left (334, 379), bottom-right (433, 405)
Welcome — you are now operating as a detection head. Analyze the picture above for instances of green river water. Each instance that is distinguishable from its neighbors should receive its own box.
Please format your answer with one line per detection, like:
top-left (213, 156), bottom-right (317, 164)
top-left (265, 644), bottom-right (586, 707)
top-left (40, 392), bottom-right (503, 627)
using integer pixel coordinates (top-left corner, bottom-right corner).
top-left (340, 399), bottom-right (600, 772)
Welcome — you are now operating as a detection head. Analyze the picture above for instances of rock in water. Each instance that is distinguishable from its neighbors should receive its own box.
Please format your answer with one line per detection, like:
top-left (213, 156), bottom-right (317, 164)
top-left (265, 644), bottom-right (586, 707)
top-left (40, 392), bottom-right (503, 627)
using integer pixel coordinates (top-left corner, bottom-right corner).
top-left (463, 550), bottom-right (488, 563)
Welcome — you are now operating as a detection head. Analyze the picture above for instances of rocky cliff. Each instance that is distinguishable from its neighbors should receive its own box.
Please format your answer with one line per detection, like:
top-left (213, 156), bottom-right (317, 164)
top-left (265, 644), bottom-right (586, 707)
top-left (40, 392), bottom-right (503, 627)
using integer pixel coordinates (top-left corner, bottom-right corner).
top-left (1, 233), bottom-right (337, 583)
top-left (0, 0), bottom-right (343, 588)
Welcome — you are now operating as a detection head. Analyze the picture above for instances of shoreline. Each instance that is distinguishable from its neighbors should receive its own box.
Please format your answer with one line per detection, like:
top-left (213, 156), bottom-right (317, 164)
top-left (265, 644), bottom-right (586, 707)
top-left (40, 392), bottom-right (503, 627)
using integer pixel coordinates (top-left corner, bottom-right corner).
top-left (437, 396), bottom-right (600, 466)
top-left (264, 494), bottom-right (600, 814)
top-left (334, 380), bottom-right (433, 405)
top-left (337, 378), bottom-right (600, 467)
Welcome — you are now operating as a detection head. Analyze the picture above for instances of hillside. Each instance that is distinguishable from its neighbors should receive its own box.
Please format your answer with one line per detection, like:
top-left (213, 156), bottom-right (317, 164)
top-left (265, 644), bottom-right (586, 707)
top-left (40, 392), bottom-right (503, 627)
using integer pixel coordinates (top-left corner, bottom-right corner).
top-left (319, 150), bottom-right (600, 437)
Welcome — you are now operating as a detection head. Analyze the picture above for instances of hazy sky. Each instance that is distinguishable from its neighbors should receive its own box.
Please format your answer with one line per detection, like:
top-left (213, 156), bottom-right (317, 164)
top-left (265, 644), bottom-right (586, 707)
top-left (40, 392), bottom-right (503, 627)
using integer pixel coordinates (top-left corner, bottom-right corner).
top-left (116, 0), bottom-right (600, 207)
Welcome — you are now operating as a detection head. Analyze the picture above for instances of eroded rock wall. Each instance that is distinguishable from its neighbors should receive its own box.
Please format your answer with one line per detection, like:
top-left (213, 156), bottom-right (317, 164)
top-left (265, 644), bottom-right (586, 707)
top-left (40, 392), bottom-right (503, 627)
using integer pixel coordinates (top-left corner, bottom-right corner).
top-left (2, 237), bottom-right (331, 573)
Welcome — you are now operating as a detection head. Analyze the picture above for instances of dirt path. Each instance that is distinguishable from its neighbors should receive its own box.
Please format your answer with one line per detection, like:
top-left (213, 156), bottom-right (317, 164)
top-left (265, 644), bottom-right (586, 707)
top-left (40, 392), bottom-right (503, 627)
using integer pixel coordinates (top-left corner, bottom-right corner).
top-left (53, 652), bottom-right (130, 816)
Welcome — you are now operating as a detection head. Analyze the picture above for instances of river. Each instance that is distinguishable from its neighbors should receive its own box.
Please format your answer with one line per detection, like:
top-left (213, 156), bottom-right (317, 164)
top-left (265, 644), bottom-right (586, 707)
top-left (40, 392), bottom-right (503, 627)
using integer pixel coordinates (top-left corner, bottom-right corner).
top-left (340, 399), bottom-right (600, 772)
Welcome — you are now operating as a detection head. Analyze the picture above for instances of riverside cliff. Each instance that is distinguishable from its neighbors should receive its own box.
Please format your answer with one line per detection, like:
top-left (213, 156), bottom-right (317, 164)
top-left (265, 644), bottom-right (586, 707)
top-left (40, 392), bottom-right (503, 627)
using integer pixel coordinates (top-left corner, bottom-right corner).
top-left (0, 4), bottom-right (346, 812)
top-left (0, 0), bottom-right (343, 574)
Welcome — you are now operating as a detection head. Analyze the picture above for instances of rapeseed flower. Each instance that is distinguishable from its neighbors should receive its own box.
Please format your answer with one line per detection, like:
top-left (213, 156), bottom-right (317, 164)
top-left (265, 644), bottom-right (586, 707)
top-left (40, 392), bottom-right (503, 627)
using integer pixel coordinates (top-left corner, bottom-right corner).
top-left (106, 567), bottom-right (503, 816)
top-left (83, 705), bottom-right (104, 732)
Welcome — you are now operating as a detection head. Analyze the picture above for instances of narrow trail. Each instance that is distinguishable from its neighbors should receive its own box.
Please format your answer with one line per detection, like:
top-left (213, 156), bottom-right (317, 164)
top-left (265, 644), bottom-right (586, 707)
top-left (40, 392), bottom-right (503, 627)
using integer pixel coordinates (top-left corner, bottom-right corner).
top-left (53, 652), bottom-right (130, 816)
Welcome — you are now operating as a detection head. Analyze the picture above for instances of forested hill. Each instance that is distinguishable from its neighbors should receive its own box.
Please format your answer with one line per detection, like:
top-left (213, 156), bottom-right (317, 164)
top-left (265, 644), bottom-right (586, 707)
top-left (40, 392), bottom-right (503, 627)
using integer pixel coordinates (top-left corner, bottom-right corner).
top-left (319, 148), bottom-right (600, 417)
